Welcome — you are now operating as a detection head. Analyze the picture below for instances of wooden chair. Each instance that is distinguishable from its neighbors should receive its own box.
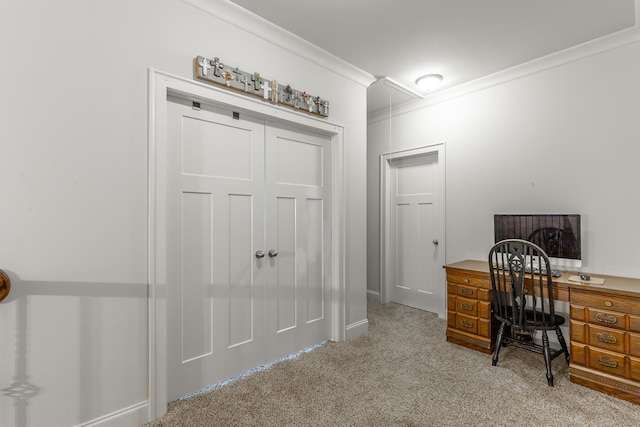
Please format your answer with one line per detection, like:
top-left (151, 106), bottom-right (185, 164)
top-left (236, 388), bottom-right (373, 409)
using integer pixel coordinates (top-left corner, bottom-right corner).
top-left (488, 239), bottom-right (570, 386)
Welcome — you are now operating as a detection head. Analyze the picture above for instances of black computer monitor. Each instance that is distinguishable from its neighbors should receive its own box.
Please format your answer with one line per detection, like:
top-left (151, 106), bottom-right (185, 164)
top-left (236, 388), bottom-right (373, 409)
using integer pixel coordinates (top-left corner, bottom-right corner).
top-left (494, 214), bottom-right (581, 268)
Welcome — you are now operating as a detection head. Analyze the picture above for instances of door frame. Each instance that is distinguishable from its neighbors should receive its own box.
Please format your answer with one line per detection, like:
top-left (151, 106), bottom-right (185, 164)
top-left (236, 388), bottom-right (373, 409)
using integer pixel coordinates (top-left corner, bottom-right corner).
top-left (379, 143), bottom-right (446, 315)
top-left (147, 68), bottom-right (346, 420)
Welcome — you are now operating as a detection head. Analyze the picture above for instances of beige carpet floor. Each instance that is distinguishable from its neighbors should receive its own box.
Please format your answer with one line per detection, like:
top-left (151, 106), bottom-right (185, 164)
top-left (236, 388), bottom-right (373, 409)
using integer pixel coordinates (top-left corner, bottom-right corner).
top-left (146, 300), bottom-right (640, 426)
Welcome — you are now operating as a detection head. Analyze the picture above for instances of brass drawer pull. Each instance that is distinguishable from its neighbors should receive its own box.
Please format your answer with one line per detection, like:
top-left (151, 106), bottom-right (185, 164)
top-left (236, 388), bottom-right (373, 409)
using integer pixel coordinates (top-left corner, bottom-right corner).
top-left (595, 333), bottom-right (618, 344)
top-left (460, 319), bottom-right (474, 328)
top-left (460, 288), bottom-right (473, 297)
top-left (595, 356), bottom-right (618, 368)
top-left (595, 313), bottom-right (618, 325)
top-left (463, 279), bottom-right (470, 284)
top-left (605, 301), bottom-right (613, 307)
top-left (460, 302), bottom-right (473, 311)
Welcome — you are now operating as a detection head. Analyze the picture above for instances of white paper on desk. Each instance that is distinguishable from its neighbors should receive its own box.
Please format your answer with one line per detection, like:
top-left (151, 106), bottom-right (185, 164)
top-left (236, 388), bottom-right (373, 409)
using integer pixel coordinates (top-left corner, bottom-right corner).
top-left (568, 275), bottom-right (605, 285)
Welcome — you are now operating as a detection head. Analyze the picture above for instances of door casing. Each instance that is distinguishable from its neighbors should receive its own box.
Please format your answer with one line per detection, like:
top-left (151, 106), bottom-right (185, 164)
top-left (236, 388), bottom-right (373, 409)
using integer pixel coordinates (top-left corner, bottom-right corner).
top-left (147, 69), bottom-right (346, 420)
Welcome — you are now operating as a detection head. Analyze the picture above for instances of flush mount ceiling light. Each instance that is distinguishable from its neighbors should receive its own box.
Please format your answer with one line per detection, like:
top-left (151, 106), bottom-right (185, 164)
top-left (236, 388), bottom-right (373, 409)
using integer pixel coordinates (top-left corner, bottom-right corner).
top-left (415, 74), bottom-right (443, 92)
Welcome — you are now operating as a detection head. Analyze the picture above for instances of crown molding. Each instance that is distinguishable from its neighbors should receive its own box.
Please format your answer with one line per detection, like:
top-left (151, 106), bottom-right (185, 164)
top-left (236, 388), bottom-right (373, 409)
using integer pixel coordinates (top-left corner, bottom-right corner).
top-left (367, 77), bottom-right (424, 117)
top-left (181, 0), bottom-right (376, 88)
top-left (379, 77), bottom-right (424, 100)
top-left (369, 22), bottom-right (640, 124)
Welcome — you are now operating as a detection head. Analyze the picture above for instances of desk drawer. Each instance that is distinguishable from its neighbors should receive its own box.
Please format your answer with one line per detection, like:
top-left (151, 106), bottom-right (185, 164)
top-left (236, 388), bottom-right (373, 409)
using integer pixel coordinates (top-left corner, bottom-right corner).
top-left (446, 269), bottom-right (490, 289)
top-left (588, 325), bottom-right (625, 353)
top-left (588, 308), bottom-right (625, 331)
top-left (448, 284), bottom-right (491, 301)
top-left (588, 347), bottom-right (627, 378)
top-left (448, 315), bottom-right (491, 338)
top-left (456, 284), bottom-right (477, 299)
top-left (571, 341), bottom-right (627, 379)
top-left (455, 296), bottom-right (478, 316)
top-left (450, 313), bottom-right (478, 335)
top-left (572, 289), bottom-right (640, 316)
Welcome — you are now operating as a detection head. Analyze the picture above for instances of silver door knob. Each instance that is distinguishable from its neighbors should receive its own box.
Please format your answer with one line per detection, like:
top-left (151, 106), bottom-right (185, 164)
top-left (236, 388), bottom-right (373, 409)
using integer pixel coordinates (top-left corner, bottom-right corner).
top-left (255, 250), bottom-right (265, 258)
top-left (268, 249), bottom-right (278, 257)
top-left (433, 239), bottom-right (439, 246)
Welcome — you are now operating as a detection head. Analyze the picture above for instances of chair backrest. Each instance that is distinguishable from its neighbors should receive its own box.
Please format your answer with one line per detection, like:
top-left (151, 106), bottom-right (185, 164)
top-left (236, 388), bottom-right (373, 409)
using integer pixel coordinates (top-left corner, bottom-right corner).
top-left (488, 239), bottom-right (557, 329)
top-left (527, 227), bottom-right (563, 257)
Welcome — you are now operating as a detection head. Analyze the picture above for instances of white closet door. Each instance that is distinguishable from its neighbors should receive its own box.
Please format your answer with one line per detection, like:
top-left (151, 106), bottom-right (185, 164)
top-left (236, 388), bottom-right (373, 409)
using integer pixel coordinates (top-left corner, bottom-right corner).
top-left (166, 98), bottom-right (266, 402)
top-left (164, 99), bottom-right (333, 402)
top-left (264, 123), bottom-right (332, 361)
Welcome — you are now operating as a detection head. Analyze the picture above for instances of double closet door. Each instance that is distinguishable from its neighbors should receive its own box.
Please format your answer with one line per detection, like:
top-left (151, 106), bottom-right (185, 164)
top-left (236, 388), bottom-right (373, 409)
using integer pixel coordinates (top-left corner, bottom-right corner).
top-left (165, 97), bottom-right (332, 401)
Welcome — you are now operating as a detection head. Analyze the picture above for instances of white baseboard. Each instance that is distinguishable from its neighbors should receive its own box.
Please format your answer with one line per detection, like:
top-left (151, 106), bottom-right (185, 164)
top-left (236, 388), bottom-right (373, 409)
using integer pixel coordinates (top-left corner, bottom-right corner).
top-left (75, 401), bottom-right (149, 427)
top-left (345, 318), bottom-right (369, 339)
top-left (367, 290), bottom-right (381, 300)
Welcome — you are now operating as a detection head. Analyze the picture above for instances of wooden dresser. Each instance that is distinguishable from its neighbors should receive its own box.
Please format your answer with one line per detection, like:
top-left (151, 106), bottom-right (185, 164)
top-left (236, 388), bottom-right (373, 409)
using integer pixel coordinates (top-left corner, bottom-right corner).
top-left (445, 260), bottom-right (497, 354)
top-left (569, 288), bottom-right (640, 402)
top-left (444, 260), bottom-right (640, 405)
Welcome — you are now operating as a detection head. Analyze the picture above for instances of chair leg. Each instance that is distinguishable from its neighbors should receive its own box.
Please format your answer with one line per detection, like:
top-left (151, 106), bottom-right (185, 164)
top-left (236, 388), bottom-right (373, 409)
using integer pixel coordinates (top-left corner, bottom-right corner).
top-left (542, 330), bottom-right (554, 386)
top-left (556, 327), bottom-right (570, 365)
top-left (492, 322), bottom-right (508, 366)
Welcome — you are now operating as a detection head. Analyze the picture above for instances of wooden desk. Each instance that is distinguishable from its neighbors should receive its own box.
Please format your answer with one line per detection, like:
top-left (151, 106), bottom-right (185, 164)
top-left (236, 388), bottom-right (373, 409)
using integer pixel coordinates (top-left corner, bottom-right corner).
top-left (445, 260), bottom-right (640, 405)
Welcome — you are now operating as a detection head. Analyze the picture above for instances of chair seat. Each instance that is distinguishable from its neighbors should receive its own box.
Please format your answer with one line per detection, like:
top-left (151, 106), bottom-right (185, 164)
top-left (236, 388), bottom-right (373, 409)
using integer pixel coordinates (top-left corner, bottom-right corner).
top-left (494, 309), bottom-right (566, 330)
top-left (521, 310), bottom-right (566, 330)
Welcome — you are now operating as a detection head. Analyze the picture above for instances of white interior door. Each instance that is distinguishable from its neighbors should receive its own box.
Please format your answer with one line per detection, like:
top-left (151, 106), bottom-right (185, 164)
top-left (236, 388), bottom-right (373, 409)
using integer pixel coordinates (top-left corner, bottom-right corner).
top-left (166, 98), bottom-right (266, 401)
top-left (386, 150), bottom-right (444, 314)
top-left (264, 123), bottom-right (332, 361)
top-left (165, 98), bottom-right (331, 402)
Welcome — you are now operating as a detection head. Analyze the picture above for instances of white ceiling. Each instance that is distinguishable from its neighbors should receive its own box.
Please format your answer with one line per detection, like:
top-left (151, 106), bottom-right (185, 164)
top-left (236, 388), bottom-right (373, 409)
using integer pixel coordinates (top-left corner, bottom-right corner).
top-left (229, 0), bottom-right (637, 113)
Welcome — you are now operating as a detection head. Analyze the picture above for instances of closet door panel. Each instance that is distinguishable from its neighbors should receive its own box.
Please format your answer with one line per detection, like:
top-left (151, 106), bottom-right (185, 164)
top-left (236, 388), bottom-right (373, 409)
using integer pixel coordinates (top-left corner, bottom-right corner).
top-left (181, 192), bottom-right (213, 362)
top-left (273, 197), bottom-right (297, 332)
top-left (306, 198), bottom-right (324, 322)
top-left (227, 194), bottom-right (255, 347)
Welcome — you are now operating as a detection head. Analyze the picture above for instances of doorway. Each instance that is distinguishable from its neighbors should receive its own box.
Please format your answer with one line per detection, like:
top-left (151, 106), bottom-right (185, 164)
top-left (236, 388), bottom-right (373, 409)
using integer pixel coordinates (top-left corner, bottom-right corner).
top-left (148, 70), bottom-right (346, 419)
top-left (380, 144), bottom-right (446, 317)
top-left (163, 97), bottom-right (333, 401)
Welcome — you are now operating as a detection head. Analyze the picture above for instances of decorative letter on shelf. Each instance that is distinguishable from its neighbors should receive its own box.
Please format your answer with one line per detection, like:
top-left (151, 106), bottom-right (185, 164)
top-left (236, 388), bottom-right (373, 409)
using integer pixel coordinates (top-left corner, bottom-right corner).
top-left (194, 56), bottom-right (330, 118)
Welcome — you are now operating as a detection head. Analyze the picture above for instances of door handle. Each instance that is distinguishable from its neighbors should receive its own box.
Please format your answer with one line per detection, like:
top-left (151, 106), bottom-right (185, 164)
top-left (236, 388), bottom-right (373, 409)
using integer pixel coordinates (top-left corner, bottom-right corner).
top-left (255, 250), bottom-right (265, 259)
top-left (433, 239), bottom-right (439, 246)
top-left (268, 249), bottom-right (278, 257)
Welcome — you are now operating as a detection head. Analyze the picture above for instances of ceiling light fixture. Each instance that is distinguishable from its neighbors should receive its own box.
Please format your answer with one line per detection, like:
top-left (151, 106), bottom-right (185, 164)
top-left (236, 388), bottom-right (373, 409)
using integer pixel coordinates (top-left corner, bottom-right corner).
top-left (415, 74), bottom-right (443, 92)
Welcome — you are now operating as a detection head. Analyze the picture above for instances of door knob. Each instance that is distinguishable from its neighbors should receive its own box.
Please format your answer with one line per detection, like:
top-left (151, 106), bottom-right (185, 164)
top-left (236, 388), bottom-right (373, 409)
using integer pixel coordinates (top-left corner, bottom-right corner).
top-left (255, 250), bottom-right (265, 259)
top-left (268, 249), bottom-right (278, 257)
top-left (433, 239), bottom-right (439, 246)
top-left (0, 270), bottom-right (10, 303)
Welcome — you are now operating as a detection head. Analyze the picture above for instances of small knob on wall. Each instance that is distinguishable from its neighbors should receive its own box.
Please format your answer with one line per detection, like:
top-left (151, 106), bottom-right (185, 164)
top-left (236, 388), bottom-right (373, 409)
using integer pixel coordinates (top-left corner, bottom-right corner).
top-left (0, 270), bottom-right (10, 303)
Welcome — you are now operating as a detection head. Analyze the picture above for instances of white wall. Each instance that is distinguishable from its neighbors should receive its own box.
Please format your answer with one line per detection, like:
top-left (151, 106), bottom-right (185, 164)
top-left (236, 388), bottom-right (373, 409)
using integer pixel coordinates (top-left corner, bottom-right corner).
top-left (0, 0), bottom-right (370, 425)
top-left (368, 36), bottom-right (640, 295)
